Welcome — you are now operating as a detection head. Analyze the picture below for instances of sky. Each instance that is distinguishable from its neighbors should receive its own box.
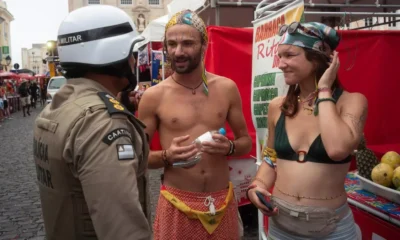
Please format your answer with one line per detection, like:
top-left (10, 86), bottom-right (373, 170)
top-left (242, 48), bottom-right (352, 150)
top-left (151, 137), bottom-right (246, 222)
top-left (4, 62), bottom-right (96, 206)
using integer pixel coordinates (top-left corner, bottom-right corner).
top-left (6, 0), bottom-right (69, 66)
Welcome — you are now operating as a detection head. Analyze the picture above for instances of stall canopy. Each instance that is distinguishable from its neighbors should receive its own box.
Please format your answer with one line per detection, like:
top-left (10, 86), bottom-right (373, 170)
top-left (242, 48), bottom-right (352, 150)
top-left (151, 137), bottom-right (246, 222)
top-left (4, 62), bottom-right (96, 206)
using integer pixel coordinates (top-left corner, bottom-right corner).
top-left (167, 0), bottom-right (207, 19)
top-left (18, 73), bottom-right (35, 80)
top-left (0, 71), bottom-right (18, 79)
top-left (134, 14), bottom-right (168, 51)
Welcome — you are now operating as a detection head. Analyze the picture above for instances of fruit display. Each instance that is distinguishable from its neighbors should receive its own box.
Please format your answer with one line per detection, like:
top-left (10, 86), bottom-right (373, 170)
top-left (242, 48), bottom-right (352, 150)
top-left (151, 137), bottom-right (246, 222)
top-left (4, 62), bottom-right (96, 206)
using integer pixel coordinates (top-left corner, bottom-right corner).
top-left (354, 134), bottom-right (400, 191)
top-left (381, 151), bottom-right (400, 169)
top-left (371, 163), bottom-right (394, 187)
top-left (393, 167), bottom-right (400, 189)
top-left (369, 151), bottom-right (400, 190)
top-left (355, 136), bottom-right (380, 180)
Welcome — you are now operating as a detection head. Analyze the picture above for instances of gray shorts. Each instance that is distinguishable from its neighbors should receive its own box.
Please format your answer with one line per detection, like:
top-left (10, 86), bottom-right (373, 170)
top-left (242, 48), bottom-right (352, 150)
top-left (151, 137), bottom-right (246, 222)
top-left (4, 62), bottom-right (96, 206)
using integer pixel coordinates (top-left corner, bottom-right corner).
top-left (20, 96), bottom-right (31, 107)
top-left (267, 198), bottom-right (361, 240)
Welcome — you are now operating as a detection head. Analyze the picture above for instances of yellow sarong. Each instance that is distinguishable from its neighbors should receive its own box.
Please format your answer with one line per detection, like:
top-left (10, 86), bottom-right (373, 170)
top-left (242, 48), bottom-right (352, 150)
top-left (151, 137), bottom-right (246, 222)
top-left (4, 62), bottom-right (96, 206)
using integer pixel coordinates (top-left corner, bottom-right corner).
top-left (160, 182), bottom-right (234, 234)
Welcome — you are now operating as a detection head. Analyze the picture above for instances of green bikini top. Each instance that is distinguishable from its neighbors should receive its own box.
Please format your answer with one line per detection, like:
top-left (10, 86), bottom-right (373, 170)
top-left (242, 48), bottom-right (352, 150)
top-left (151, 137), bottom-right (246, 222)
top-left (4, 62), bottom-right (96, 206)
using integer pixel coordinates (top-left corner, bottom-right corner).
top-left (274, 88), bottom-right (352, 164)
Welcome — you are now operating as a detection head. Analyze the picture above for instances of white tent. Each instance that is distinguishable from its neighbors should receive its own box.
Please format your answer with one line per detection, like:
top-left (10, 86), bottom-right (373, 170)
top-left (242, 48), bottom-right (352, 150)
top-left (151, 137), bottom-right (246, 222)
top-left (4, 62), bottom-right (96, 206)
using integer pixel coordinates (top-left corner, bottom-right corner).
top-left (167, 0), bottom-right (206, 19)
top-left (133, 14), bottom-right (168, 52)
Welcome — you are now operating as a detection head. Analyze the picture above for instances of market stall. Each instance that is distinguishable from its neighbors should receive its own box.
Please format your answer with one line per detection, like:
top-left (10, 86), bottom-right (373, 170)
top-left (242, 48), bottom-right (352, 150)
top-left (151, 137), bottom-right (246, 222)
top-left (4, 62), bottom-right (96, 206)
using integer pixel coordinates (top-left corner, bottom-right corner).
top-left (134, 14), bottom-right (166, 84)
top-left (0, 71), bottom-right (20, 113)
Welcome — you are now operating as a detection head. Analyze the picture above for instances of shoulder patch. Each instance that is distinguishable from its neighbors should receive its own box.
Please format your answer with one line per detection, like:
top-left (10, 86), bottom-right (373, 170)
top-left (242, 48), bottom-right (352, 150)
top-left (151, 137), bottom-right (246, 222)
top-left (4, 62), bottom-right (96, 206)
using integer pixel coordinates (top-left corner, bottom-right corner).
top-left (102, 128), bottom-right (132, 145)
top-left (97, 92), bottom-right (134, 117)
top-left (117, 144), bottom-right (135, 160)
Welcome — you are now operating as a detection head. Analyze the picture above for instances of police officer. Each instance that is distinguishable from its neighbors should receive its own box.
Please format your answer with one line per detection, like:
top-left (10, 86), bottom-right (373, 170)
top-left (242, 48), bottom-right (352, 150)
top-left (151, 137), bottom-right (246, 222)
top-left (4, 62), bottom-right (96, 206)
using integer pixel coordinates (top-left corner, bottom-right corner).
top-left (33, 5), bottom-right (151, 240)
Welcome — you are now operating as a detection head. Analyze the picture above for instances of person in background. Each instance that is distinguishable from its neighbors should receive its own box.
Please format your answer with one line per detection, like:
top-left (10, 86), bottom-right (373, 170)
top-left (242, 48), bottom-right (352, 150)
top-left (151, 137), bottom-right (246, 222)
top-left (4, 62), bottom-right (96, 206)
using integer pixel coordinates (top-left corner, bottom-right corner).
top-left (0, 88), bottom-right (4, 124)
top-left (29, 81), bottom-right (39, 109)
top-left (41, 83), bottom-right (47, 106)
top-left (247, 22), bottom-right (367, 239)
top-left (1, 84), bottom-right (11, 119)
top-left (18, 80), bottom-right (31, 117)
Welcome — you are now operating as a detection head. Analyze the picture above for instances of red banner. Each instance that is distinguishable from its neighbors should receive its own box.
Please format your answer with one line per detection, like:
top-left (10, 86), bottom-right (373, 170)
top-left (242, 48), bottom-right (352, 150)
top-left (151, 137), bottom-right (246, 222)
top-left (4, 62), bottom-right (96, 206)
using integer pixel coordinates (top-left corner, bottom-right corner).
top-left (205, 26), bottom-right (255, 159)
top-left (204, 26), bottom-right (400, 161)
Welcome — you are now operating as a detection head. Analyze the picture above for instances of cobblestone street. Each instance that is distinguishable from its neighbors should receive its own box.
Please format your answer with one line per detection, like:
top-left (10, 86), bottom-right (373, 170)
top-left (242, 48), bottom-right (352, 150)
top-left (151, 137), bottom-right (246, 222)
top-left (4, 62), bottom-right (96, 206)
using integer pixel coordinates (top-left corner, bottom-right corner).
top-left (0, 106), bottom-right (258, 240)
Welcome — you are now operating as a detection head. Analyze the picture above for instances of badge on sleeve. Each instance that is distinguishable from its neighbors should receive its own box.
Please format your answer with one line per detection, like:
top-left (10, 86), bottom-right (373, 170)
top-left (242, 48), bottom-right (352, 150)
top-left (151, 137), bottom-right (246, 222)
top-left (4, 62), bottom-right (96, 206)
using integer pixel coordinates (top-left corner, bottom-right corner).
top-left (97, 92), bottom-right (134, 117)
top-left (102, 128), bottom-right (132, 145)
top-left (117, 144), bottom-right (135, 160)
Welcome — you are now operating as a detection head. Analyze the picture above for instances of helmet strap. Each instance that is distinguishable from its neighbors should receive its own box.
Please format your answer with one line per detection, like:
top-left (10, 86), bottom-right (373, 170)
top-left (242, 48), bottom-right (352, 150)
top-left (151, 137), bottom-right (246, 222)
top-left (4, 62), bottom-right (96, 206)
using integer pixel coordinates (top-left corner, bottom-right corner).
top-left (120, 62), bottom-right (138, 113)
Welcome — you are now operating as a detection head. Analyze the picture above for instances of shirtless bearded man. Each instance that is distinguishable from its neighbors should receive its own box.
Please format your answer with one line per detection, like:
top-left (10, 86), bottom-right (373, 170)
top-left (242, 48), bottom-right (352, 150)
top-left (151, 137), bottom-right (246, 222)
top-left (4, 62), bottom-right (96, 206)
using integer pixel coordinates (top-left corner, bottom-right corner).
top-left (138, 9), bottom-right (252, 240)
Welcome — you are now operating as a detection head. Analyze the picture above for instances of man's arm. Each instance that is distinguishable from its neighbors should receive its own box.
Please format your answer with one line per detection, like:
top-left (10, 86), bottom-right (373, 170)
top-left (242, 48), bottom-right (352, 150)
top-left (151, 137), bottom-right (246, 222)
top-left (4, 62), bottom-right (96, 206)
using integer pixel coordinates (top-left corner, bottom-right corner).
top-left (66, 113), bottom-right (151, 240)
top-left (226, 80), bottom-right (252, 156)
top-left (137, 87), bottom-right (165, 169)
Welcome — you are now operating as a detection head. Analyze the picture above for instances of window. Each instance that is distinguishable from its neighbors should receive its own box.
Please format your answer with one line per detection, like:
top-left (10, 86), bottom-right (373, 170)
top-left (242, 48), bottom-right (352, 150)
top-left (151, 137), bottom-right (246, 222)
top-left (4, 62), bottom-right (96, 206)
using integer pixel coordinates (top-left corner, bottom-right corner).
top-left (48, 77), bottom-right (67, 90)
top-left (148, 0), bottom-right (160, 6)
top-left (88, 0), bottom-right (100, 4)
top-left (3, 23), bottom-right (8, 39)
top-left (121, 0), bottom-right (132, 4)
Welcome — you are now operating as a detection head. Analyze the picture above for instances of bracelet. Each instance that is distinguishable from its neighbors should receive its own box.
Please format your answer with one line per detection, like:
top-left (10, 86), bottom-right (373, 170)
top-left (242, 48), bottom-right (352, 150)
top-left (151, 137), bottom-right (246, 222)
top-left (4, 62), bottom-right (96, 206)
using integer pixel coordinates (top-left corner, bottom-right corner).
top-left (253, 177), bottom-right (268, 189)
top-left (313, 97), bottom-right (336, 116)
top-left (262, 146), bottom-right (277, 163)
top-left (263, 156), bottom-right (276, 169)
top-left (162, 150), bottom-right (171, 167)
top-left (246, 183), bottom-right (258, 200)
top-left (318, 87), bottom-right (332, 94)
top-left (225, 140), bottom-right (235, 156)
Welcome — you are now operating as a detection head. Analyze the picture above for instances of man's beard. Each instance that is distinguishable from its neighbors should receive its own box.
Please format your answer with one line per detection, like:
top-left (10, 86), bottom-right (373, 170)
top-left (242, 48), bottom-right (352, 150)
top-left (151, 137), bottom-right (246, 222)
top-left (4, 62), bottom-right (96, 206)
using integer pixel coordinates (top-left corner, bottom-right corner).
top-left (170, 51), bottom-right (202, 74)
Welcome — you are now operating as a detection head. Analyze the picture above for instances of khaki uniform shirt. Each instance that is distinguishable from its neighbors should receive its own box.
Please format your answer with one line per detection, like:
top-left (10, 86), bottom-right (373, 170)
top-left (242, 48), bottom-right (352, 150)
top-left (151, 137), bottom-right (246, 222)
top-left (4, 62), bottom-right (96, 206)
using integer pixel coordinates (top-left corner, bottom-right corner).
top-left (33, 78), bottom-right (151, 240)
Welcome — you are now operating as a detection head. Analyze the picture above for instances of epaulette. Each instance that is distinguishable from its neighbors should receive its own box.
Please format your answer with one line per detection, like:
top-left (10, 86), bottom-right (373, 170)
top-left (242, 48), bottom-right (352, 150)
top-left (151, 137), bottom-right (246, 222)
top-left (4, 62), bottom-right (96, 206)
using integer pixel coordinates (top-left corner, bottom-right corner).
top-left (97, 92), bottom-right (134, 117)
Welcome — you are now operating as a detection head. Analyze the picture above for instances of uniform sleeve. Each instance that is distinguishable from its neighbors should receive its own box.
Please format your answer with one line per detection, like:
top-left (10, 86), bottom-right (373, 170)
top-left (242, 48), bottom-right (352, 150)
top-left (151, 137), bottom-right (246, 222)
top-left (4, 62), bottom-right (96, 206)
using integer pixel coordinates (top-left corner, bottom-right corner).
top-left (69, 111), bottom-right (151, 240)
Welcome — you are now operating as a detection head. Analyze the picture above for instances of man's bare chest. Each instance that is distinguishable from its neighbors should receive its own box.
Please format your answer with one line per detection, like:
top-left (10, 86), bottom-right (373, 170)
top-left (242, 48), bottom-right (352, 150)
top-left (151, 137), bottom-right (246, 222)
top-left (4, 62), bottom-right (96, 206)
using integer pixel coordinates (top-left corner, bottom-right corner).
top-left (158, 96), bottom-right (229, 130)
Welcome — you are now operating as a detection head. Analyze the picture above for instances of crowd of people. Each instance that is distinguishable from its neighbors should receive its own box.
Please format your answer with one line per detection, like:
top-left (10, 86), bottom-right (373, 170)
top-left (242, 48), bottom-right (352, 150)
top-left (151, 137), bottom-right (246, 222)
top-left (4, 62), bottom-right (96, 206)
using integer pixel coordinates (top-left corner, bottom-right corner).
top-left (0, 78), bottom-right (48, 127)
top-left (0, 79), bottom-right (15, 126)
top-left (31, 4), bottom-right (368, 240)
top-left (17, 80), bottom-right (47, 117)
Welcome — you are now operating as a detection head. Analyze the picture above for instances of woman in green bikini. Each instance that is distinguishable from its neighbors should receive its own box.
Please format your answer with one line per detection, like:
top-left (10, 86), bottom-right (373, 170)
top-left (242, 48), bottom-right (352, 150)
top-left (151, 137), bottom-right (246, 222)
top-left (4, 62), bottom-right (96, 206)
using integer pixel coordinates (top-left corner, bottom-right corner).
top-left (247, 22), bottom-right (368, 239)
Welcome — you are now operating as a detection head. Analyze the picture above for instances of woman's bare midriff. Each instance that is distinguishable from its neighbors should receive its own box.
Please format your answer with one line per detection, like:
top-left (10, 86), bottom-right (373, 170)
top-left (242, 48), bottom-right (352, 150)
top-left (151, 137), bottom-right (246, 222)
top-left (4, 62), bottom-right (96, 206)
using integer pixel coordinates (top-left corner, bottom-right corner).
top-left (273, 159), bottom-right (350, 209)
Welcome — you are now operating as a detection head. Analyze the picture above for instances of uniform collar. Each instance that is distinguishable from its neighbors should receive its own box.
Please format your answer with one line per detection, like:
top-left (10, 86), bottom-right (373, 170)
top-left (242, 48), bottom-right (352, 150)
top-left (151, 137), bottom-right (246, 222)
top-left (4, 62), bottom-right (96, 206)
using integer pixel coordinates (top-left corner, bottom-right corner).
top-left (67, 77), bottom-right (116, 97)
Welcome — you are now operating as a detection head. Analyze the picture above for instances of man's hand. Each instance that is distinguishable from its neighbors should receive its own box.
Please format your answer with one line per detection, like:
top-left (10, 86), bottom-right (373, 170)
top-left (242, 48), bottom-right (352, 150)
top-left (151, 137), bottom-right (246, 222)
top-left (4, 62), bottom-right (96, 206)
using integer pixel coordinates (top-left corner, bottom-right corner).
top-left (201, 134), bottom-right (231, 156)
top-left (166, 135), bottom-right (199, 164)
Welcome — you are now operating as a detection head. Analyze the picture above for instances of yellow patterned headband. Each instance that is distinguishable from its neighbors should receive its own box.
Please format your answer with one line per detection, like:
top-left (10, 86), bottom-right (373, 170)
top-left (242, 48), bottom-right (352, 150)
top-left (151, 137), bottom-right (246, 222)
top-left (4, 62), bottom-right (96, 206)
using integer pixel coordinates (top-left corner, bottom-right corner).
top-left (166, 10), bottom-right (208, 43)
top-left (165, 10), bottom-right (209, 95)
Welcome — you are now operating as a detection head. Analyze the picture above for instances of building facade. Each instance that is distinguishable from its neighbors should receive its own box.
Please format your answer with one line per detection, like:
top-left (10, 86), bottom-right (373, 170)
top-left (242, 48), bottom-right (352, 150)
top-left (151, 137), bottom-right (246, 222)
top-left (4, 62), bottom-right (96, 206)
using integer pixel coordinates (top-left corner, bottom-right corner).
top-left (21, 44), bottom-right (48, 75)
top-left (344, 13), bottom-right (400, 31)
top-left (0, 0), bottom-right (13, 71)
top-left (68, 0), bottom-right (173, 32)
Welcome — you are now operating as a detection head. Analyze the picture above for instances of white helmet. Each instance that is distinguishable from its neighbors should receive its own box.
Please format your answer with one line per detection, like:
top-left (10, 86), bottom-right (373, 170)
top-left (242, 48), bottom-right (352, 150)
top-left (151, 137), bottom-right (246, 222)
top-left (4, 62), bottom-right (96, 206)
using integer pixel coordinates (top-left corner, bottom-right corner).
top-left (57, 5), bottom-right (144, 68)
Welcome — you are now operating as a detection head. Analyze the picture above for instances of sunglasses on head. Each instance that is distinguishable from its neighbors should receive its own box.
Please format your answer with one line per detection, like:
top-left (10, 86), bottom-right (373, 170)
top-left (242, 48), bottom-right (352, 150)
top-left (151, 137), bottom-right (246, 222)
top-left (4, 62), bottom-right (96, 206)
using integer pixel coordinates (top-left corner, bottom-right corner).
top-left (279, 22), bottom-right (324, 42)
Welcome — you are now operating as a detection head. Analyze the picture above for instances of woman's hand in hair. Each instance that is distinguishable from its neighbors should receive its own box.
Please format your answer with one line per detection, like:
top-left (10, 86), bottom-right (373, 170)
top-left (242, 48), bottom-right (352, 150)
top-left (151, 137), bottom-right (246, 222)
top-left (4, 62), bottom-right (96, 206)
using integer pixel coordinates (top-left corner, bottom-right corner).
top-left (318, 51), bottom-right (340, 89)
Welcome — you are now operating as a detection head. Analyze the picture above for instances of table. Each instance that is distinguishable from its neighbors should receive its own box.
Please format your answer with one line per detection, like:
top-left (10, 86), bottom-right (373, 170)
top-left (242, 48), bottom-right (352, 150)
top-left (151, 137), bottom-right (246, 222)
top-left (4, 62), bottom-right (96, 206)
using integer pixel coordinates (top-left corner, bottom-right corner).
top-left (345, 172), bottom-right (400, 239)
